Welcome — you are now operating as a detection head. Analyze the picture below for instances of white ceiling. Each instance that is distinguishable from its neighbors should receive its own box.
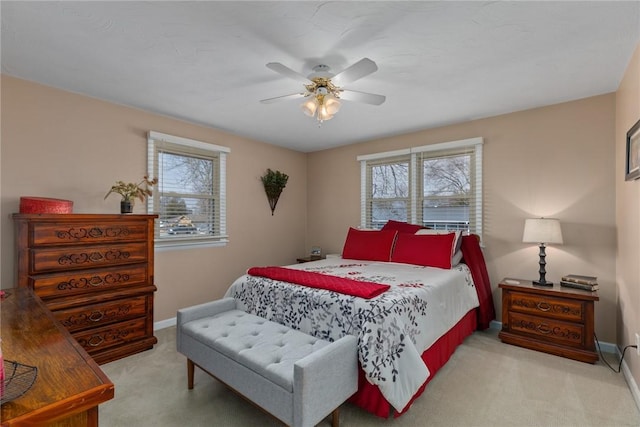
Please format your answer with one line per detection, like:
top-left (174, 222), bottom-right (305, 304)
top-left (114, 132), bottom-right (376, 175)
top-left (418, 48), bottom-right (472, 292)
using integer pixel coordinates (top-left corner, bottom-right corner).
top-left (2, 1), bottom-right (639, 152)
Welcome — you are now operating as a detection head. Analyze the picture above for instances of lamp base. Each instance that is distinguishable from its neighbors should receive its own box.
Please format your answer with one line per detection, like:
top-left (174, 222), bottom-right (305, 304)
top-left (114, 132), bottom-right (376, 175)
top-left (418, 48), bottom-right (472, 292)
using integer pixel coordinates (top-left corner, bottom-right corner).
top-left (533, 280), bottom-right (553, 287)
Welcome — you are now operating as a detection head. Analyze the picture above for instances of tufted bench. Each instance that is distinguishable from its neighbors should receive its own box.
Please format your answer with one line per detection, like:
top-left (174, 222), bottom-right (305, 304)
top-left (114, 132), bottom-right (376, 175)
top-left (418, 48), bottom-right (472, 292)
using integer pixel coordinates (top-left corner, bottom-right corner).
top-left (176, 298), bottom-right (358, 427)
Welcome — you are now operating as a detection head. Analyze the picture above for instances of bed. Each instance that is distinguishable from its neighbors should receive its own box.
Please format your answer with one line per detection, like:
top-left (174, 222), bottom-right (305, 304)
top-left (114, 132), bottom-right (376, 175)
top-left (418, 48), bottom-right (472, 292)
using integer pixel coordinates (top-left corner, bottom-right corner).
top-left (224, 227), bottom-right (495, 418)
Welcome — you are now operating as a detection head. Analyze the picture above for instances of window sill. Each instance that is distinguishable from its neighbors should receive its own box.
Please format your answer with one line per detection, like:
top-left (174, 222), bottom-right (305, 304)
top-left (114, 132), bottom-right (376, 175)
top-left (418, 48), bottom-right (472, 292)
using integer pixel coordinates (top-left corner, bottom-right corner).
top-left (154, 238), bottom-right (228, 251)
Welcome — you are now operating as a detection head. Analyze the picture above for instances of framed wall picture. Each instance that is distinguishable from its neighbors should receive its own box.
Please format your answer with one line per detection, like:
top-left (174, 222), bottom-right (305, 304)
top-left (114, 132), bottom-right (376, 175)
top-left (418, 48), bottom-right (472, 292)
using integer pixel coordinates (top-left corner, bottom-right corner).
top-left (625, 119), bottom-right (640, 181)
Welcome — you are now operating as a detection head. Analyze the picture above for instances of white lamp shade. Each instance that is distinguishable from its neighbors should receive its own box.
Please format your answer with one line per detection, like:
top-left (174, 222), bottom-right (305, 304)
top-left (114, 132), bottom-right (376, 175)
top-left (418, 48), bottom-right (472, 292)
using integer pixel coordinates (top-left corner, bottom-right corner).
top-left (522, 218), bottom-right (563, 244)
top-left (300, 98), bottom-right (318, 117)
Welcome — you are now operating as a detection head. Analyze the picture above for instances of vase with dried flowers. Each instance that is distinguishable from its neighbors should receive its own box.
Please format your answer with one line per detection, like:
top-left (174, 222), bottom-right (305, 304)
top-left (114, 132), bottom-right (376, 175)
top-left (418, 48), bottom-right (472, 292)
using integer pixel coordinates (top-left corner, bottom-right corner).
top-left (104, 176), bottom-right (158, 213)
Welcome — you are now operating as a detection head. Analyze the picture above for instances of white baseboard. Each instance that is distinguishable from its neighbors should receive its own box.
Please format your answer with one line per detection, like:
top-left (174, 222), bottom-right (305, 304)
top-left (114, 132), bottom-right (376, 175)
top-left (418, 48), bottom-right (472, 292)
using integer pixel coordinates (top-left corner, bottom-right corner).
top-left (154, 316), bottom-right (176, 331)
top-left (622, 358), bottom-right (640, 414)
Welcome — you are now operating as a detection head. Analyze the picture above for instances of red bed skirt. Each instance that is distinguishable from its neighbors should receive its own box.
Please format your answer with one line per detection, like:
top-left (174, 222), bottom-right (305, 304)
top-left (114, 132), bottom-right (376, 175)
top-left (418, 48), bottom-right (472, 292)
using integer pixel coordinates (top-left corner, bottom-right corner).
top-left (348, 308), bottom-right (478, 418)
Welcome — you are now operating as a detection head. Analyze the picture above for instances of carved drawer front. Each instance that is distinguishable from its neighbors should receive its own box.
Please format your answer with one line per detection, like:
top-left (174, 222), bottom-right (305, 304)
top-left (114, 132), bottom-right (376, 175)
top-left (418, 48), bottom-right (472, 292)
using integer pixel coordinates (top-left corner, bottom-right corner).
top-left (54, 295), bottom-right (149, 333)
top-left (74, 317), bottom-right (149, 355)
top-left (30, 222), bottom-right (148, 246)
top-left (29, 243), bottom-right (148, 273)
top-left (508, 312), bottom-right (585, 347)
top-left (31, 265), bottom-right (148, 299)
top-left (509, 292), bottom-right (584, 322)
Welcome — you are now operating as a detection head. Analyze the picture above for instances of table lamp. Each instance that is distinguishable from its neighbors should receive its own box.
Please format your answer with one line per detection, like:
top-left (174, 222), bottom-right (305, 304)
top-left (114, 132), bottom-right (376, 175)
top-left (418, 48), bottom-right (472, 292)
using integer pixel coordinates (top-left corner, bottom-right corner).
top-left (522, 218), bottom-right (563, 286)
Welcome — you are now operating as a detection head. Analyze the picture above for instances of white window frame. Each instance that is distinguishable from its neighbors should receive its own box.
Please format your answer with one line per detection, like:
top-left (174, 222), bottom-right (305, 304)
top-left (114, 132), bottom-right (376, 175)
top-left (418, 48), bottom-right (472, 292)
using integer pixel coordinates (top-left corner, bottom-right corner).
top-left (147, 131), bottom-right (230, 249)
top-left (358, 137), bottom-right (483, 239)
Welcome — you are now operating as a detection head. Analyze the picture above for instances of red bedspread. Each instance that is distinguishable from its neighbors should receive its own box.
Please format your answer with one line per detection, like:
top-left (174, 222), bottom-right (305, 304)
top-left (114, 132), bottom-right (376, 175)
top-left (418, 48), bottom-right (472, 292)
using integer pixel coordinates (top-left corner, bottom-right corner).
top-left (247, 266), bottom-right (390, 299)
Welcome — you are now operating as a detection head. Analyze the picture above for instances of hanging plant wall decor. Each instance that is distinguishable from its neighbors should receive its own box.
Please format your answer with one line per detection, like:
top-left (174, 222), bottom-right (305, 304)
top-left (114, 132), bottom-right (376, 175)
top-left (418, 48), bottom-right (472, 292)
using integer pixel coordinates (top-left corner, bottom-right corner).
top-left (261, 169), bottom-right (289, 215)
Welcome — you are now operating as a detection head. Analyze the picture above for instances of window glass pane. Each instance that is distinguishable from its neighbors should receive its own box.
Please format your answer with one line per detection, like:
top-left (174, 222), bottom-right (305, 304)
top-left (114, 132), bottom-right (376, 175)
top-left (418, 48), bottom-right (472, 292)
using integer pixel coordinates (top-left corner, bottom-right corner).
top-left (422, 154), bottom-right (471, 231)
top-left (159, 197), bottom-right (215, 238)
top-left (159, 152), bottom-right (214, 196)
top-left (371, 200), bottom-right (407, 229)
top-left (371, 162), bottom-right (408, 198)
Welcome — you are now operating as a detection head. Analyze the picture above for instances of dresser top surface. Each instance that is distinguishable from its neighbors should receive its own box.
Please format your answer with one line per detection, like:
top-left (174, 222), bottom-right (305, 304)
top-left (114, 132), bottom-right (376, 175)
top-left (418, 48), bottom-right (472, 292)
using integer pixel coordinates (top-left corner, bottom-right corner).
top-left (499, 278), bottom-right (599, 301)
top-left (0, 287), bottom-right (114, 423)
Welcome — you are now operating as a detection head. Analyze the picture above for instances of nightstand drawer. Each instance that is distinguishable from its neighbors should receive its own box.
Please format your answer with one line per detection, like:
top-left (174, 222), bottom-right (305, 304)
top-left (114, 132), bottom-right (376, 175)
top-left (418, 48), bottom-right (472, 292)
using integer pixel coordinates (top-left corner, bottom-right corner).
top-left (508, 311), bottom-right (585, 347)
top-left (509, 291), bottom-right (584, 322)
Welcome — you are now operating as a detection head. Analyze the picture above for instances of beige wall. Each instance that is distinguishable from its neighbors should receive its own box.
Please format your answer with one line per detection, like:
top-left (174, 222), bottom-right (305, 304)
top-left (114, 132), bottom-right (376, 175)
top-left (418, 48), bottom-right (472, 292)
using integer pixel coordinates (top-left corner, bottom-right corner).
top-left (308, 94), bottom-right (618, 342)
top-left (1, 67), bottom-right (633, 351)
top-left (0, 75), bottom-right (308, 321)
top-left (616, 43), bottom-right (640, 389)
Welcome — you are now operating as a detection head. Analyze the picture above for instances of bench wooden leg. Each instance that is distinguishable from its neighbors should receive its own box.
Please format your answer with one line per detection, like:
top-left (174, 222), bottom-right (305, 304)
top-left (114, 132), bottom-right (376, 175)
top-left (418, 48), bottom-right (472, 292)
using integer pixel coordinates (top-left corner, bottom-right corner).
top-left (332, 408), bottom-right (339, 427)
top-left (187, 358), bottom-right (195, 390)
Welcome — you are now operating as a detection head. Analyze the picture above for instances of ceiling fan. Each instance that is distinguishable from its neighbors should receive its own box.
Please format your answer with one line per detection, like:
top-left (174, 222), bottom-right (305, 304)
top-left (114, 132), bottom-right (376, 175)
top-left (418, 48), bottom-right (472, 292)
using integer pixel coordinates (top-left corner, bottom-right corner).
top-left (260, 58), bottom-right (386, 123)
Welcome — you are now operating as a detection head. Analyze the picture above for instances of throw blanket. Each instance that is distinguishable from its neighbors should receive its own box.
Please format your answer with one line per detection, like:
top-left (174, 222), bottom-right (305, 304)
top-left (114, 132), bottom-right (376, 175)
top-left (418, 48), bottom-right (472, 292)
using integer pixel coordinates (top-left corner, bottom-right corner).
top-left (247, 266), bottom-right (390, 299)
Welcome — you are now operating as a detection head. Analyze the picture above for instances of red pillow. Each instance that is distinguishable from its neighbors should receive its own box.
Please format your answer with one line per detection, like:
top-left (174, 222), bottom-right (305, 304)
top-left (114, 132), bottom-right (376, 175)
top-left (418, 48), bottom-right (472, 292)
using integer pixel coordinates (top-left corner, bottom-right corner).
top-left (342, 228), bottom-right (398, 262)
top-left (391, 232), bottom-right (456, 269)
top-left (381, 220), bottom-right (424, 234)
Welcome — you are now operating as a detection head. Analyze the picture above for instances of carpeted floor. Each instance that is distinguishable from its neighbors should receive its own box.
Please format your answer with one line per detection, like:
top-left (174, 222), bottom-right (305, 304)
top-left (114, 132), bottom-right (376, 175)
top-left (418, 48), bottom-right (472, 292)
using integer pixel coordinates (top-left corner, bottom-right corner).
top-left (100, 327), bottom-right (640, 427)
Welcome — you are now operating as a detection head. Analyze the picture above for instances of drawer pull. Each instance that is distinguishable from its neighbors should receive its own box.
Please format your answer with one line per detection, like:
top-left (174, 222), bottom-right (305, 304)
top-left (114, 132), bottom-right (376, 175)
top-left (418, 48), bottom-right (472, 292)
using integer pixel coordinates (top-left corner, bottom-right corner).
top-left (89, 311), bottom-right (104, 322)
top-left (536, 301), bottom-right (551, 312)
top-left (87, 335), bottom-right (104, 347)
top-left (536, 324), bottom-right (552, 334)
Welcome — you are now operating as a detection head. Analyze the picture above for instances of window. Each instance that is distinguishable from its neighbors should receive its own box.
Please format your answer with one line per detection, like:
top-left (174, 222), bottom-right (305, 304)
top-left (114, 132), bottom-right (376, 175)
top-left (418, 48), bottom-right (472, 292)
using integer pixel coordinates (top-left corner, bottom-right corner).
top-left (147, 131), bottom-right (230, 247)
top-left (359, 137), bottom-right (483, 237)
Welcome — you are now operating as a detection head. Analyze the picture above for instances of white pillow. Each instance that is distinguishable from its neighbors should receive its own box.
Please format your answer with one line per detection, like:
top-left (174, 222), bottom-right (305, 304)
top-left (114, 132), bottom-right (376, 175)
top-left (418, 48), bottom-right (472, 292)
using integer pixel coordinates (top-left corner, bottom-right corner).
top-left (415, 229), bottom-right (462, 259)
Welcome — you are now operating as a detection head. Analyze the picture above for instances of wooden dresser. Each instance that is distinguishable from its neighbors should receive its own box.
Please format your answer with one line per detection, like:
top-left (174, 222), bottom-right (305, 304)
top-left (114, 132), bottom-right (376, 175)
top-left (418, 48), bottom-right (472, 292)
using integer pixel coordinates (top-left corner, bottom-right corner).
top-left (498, 278), bottom-right (599, 363)
top-left (13, 213), bottom-right (158, 364)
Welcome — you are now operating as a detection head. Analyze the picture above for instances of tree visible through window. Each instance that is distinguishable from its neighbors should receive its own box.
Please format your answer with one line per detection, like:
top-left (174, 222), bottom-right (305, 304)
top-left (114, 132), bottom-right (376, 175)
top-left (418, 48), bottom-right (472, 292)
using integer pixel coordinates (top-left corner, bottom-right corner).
top-left (370, 160), bottom-right (409, 227)
top-left (421, 154), bottom-right (471, 231)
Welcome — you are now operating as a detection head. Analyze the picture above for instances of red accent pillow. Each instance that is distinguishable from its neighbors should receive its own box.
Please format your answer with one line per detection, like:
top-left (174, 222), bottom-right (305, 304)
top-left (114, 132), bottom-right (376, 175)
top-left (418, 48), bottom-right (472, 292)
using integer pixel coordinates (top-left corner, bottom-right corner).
top-left (381, 220), bottom-right (424, 234)
top-left (391, 232), bottom-right (456, 269)
top-left (342, 228), bottom-right (398, 262)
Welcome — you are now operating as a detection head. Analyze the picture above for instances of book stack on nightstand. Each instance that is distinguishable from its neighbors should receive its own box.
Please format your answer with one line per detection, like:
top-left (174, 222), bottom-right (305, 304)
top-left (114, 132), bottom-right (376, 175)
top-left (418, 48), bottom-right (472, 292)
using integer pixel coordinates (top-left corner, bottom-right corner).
top-left (560, 274), bottom-right (598, 292)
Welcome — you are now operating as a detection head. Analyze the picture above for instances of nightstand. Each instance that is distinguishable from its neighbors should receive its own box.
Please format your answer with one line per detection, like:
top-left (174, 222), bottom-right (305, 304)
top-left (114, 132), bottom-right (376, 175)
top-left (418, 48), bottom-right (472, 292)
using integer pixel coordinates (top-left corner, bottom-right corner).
top-left (296, 255), bottom-right (325, 263)
top-left (498, 278), bottom-right (599, 363)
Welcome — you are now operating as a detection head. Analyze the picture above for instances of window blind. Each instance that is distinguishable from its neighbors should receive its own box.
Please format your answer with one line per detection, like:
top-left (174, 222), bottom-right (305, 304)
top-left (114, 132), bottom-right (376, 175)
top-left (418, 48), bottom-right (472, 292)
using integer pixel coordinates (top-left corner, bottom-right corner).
top-left (359, 137), bottom-right (483, 238)
top-left (147, 131), bottom-right (229, 247)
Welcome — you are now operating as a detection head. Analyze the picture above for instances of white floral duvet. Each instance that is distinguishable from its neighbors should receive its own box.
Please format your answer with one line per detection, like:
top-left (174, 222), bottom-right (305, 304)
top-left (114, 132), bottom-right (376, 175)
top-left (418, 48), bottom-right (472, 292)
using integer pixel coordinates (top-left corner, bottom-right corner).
top-left (224, 257), bottom-right (479, 412)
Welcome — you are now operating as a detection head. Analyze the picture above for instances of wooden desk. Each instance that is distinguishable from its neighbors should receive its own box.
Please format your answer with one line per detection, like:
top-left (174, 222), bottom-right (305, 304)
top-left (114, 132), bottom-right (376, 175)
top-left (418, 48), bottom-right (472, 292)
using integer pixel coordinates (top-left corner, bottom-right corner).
top-left (1, 288), bottom-right (114, 426)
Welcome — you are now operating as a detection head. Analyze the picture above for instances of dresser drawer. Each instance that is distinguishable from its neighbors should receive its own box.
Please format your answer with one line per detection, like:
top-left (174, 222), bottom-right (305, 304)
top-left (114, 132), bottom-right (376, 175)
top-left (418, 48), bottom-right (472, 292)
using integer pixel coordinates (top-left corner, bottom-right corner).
top-left (54, 295), bottom-right (150, 332)
top-left (30, 221), bottom-right (148, 246)
top-left (507, 311), bottom-right (585, 347)
top-left (29, 242), bottom-right (148, 273)
top-left (508, 291), bottom-right (584, 322)
top-left (74, 317), bottom-right (150, 355)
top-left (31, 265), bottom-right (148, 300)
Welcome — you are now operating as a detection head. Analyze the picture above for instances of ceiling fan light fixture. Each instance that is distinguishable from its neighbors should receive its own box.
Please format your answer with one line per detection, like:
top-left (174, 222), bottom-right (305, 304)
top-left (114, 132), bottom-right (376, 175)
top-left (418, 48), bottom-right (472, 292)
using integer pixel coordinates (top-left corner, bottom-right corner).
top-left (317, 103), bottom-right (334, 122)
top-left (300, 97), bottom-right (318, 117)
top-left (324, 95), bottom-right (341, 115)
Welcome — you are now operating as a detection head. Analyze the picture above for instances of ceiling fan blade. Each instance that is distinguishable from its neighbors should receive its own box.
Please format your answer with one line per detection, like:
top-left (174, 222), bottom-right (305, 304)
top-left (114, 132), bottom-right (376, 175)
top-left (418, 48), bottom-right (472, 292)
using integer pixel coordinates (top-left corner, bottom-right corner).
top-left (260, 92), bottom-right (306, 104)
top-left (339, 89), bottom-right (386, 106)
top-left (266, 62), bottom-right (311, 83)
top-left (332, 58), bottom-right (378, 86)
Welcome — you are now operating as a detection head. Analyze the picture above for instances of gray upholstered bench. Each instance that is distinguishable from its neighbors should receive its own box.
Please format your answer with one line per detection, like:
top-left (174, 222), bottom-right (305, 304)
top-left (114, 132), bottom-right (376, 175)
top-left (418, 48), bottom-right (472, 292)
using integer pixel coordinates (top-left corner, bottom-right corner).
top-left (176, 298), bottom-right (358, 427)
